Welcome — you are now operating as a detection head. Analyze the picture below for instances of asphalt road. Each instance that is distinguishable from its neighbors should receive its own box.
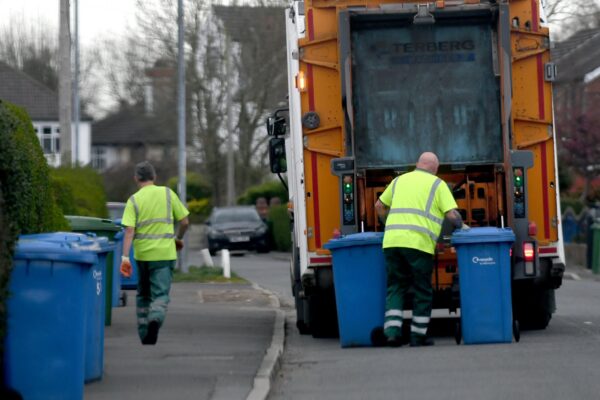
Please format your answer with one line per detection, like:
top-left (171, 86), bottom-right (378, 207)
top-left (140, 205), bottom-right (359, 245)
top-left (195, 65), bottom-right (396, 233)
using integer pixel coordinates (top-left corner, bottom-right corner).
top-left (232, 252), bottom-right (600, 400)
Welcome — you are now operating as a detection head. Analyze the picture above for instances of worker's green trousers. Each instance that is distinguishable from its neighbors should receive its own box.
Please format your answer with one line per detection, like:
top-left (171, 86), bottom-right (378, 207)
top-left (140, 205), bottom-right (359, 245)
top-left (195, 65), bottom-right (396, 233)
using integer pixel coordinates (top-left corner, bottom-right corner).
top-left (136, 260), bottom-right (176, 342)
top-left (383, 247), bottom-right (434, 340)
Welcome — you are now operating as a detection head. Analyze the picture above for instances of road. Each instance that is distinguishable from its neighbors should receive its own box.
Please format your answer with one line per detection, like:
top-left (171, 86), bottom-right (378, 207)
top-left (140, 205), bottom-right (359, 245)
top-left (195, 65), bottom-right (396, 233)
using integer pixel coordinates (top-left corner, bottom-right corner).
top-left (231, 252), bottom-right (600, 400)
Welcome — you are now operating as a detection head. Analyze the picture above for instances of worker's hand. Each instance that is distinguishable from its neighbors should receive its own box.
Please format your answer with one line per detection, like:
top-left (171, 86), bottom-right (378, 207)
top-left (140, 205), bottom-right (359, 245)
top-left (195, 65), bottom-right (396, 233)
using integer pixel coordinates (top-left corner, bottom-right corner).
top-left (120, 256), bottom-right (132, 278)
top-left (175, 238), bottom-right (184, 251)
top-left (461, 223), bottom-right (470, 230)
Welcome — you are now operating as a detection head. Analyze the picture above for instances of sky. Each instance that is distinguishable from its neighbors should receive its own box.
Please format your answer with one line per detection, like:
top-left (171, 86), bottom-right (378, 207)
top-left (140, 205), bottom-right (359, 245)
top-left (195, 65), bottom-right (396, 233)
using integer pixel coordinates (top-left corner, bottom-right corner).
top-left (0, 0), bottom-right (139, 46)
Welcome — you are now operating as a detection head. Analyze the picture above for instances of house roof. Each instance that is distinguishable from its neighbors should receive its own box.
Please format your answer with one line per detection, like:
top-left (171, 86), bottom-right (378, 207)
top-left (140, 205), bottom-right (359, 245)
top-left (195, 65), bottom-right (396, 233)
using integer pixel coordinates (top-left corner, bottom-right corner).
top-left (0, 61), bottom-right (60, 120)
top-left (92, 104), bottom-right (177, 146)
top-left (0, 61), bottom-right (93, 121)
top-left (552, 29), bottom-right (600, 83)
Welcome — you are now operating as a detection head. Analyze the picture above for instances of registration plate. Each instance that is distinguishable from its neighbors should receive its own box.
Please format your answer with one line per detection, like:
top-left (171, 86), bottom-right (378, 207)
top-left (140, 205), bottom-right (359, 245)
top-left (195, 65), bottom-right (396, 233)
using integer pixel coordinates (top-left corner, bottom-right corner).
top-left (230, 236), bottom-right (250, 243)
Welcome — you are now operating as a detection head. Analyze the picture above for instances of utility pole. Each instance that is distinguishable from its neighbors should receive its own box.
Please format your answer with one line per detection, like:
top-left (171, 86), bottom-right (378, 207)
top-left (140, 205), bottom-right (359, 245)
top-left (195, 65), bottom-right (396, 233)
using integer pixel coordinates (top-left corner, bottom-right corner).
top-left (226, 36), bottom-right (235, 206)
top-left (177, 0), bottom-right (188, 272)
top-left (74, 0), bottom-right (80, 165)
top-left (59, 0), bottom-right (72, 166)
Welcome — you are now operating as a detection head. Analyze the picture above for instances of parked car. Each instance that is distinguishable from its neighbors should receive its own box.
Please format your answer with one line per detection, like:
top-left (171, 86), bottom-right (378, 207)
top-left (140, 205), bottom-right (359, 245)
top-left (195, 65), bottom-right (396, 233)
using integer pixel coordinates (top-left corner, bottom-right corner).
top-left (206, 206), bottom-right (270, 255)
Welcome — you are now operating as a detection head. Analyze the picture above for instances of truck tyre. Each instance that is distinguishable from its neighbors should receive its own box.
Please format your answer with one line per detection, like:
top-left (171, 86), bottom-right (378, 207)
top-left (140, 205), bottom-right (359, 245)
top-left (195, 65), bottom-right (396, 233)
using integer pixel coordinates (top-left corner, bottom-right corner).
top-left (290, 244), bottom-right (311, 335)
top-left (308, 291), bottom-right (339, 338)
top-left (513, 286), bottom-right (555, 330)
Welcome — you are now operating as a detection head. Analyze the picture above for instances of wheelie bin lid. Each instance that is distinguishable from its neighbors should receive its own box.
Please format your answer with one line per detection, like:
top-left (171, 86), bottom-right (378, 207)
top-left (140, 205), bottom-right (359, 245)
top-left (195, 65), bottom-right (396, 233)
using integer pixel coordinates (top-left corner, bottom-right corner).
top-left (451, 227), bottom-right (515, 245)
top-left (15, 238), bottom-right (98, 265)
top-left (324, 232), bottom-right (384, 250)
top-left (65, 216), bottom-right (121, 233)
top-left (20, 232), bottom-right (115, 253)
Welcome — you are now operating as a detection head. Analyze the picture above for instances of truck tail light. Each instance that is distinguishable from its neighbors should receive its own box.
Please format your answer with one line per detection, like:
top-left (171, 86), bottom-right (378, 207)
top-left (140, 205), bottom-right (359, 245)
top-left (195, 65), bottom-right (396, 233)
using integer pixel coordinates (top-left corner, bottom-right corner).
top-left (523, 242), bottom-right (535, 276)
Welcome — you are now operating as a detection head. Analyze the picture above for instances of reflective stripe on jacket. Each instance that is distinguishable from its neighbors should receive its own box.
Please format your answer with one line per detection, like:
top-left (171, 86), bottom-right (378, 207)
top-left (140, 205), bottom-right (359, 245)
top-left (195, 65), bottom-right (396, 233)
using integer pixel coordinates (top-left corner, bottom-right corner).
top-left (380, 170), bottom-right (456, 254)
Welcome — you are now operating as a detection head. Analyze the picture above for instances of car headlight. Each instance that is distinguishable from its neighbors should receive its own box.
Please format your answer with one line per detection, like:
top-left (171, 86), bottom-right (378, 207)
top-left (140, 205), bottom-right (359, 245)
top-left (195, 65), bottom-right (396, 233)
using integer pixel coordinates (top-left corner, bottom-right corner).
top-left (207, 227), bottom-right (225, 238)
top-left (256, 224), bottom-right (268, 235)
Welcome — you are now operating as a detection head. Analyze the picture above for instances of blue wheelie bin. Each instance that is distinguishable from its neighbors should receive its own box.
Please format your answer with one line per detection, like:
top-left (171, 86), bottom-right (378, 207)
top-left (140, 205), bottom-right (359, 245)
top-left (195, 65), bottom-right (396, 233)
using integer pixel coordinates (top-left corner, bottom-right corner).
top-left (121, 247), bottom-right (139, 290)
top-left (21, 232), bottom-right (114, 382)
top-left (112, 230), bottom-right (125, 306)
top-left (451, 227), bottom-right (515, 344)
top-left (324, 232), bottom-right (386, 347)
top-left (5, 239), bottom-right (97, 400)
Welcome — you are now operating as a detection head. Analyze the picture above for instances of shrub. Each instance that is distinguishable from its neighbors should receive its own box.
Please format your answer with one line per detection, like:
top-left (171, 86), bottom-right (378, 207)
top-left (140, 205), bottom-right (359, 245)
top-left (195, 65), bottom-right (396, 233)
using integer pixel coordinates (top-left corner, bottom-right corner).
top-left (0, 101), bottom-right (68, 383)
top-left (561, 196), bottom-right (585, 215)
top-left (51, 166), bottom-right (108, 218)
top-left (237, 180), bottom-right (288, 206)
top-left (268, 205), bottom-right (292, 252)
top-left (187, 198), bottom-right (213, 223)
top-left (168, 172), bottom-right (212, 202)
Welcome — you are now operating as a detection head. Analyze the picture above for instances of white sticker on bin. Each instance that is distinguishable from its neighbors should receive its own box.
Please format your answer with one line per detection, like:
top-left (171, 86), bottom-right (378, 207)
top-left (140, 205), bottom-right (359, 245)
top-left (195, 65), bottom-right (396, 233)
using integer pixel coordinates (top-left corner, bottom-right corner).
top-left (472, 256), bottom-right (496, 266)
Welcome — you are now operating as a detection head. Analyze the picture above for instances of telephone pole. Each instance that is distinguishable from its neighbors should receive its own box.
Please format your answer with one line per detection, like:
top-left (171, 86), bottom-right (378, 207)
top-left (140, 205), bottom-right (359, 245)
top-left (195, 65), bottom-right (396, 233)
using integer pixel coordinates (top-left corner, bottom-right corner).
top-left (59, 0), bottom-right (72, 166)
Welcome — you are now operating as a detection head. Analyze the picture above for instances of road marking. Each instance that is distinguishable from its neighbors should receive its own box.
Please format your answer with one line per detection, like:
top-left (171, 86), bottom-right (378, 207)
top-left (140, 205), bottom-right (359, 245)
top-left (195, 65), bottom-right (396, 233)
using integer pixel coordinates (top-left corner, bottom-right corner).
top-left (568, 273), bottom-right (582, 281)
top-left (584, 321), bottom-right (593, 325)
top-left (197, 290), bottom-right (204, 303)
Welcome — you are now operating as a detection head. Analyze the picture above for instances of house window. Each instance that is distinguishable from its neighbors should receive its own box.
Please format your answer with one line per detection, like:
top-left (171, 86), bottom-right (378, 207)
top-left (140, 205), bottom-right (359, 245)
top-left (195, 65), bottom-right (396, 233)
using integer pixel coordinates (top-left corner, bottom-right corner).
top-left (92, 147), bottom-right (107, 170)
top-left (35, 124), bottom-right (60, 155)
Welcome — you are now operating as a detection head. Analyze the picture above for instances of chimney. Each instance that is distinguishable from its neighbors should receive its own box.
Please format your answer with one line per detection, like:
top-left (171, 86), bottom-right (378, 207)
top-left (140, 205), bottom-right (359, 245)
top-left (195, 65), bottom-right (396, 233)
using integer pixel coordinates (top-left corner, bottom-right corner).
top-left (144, 59), bottom-right (176, 116)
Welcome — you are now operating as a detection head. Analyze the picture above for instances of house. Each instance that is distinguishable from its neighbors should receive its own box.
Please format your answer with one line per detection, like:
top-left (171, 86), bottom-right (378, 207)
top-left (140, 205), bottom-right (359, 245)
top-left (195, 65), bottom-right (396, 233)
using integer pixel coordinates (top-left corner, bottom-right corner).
top-left (0, 61), bottom-right (92, 167)
top-left (91, 60), bottom-right (179, 171)
top-left (552, 29), bottom-right (600, 116)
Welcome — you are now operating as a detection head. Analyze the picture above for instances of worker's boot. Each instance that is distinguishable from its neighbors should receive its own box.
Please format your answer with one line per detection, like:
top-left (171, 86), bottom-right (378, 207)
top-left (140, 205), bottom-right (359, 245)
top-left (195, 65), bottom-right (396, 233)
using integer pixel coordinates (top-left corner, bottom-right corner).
top-left (409, 335), bottom-right (434, 347)
top-left (142, 320), bottom-right (160, 345)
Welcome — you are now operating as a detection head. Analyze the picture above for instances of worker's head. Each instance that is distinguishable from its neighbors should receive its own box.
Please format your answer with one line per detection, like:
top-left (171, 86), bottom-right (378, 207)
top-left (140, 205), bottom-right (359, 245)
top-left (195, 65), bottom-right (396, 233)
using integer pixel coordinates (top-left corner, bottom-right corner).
top-left (134, 161), bottom-right (156, 184)
top-left (416, 152), bottom-right (440, 174)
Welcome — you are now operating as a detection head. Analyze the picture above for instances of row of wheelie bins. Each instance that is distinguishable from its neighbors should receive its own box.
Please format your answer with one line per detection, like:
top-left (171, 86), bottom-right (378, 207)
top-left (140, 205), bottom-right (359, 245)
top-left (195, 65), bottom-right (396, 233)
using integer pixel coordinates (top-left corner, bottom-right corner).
top-left (325, 227), bottom-right (516, 348)
top-left (4, 216), bottom-right (137, 400)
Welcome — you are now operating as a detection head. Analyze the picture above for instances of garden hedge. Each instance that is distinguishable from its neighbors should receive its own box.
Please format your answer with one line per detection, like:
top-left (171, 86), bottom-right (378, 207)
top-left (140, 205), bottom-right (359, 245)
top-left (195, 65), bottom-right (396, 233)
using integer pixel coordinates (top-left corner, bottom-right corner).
top-left (51, 166), bottom-right (108, 218)
top-left (237, 180), bottom-right (288, 206)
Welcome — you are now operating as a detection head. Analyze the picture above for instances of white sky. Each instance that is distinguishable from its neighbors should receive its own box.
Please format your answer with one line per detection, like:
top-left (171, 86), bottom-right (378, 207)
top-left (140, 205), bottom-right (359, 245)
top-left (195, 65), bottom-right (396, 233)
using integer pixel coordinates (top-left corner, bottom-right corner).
top-left (0, 0), bottom-right (139, 45)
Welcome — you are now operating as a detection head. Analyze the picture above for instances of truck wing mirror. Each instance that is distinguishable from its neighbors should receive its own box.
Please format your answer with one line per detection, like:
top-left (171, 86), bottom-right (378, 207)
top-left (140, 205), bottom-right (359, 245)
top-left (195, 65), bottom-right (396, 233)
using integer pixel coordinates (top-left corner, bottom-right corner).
top-left (269, 137), bottom-right (287, 173)
top-left (266, 116), bottom-right (287, 137)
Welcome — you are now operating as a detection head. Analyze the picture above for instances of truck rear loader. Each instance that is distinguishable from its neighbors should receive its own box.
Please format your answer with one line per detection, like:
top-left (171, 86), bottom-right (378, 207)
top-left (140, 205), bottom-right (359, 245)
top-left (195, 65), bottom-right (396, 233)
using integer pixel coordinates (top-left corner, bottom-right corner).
top-left (267, 0), bottom-right (565, 338)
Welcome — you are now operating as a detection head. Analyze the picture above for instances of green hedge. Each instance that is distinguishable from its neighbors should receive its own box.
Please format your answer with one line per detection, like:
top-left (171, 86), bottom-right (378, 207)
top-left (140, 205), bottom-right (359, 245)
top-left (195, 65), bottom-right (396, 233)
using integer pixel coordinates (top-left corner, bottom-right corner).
top-left (0, 101), bottom-right (69, 384)
top-left (237, 180), bottom-right (288, 206)
top-left (51, 167), bottom-right (108, 218)
top-left (168, 172), bottom-right (212, 202)
top-left (268, 205), bottom-right (292, 252)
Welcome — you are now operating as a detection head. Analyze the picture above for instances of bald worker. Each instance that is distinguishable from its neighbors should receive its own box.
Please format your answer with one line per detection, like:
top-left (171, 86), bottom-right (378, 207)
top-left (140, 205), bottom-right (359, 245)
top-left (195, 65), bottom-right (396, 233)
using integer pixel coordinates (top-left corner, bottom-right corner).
top-left (375, 152), bottom-right (464, 347)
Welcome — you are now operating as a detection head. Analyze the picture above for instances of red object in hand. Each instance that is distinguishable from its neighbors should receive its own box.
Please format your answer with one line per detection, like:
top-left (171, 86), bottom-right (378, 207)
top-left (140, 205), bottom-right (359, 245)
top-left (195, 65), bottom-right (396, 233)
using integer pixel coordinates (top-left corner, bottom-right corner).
top-left (120, 258), bottom-right (132, 278)
top-left (175, 239), bottom-right (184, 251)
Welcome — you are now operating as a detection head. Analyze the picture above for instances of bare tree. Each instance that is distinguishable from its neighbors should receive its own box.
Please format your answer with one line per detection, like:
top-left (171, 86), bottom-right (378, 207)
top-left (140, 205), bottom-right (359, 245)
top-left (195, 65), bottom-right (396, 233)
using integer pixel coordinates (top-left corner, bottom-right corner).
top-left (544, 0), bottom-right (600, 37)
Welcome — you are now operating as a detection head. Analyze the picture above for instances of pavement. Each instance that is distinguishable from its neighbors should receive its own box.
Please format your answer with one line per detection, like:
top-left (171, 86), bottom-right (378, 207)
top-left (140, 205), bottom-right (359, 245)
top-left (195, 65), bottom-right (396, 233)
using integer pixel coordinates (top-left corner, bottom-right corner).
top-left (564, 262), bottom-right (600, 282)
top-left (84, 282), bottom-right (285, 400)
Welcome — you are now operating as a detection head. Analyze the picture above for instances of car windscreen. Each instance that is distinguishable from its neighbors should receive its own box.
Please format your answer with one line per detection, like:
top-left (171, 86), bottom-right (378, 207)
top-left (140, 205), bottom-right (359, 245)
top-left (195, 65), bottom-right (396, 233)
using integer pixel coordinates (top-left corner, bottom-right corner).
top-left (213, 209), bottom-right (261, 224)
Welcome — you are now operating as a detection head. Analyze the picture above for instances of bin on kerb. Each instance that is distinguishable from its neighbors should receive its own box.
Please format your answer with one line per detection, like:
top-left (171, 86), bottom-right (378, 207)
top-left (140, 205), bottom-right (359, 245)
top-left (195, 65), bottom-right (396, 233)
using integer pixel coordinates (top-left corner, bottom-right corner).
top-left (591, 222), bottom-right (600, 274)
top-left (451, 227), bottom-right (515, 344)
top-left (121, 247), bottom-right (139, 290)
top-left (20, 232), bottom-right (114, 383)
top-left (65, 216), bottom-right (120, 325)
top-left (5, 239), bottom-right (97, 400)
top-left (324, 232), bottom-right (386, 347)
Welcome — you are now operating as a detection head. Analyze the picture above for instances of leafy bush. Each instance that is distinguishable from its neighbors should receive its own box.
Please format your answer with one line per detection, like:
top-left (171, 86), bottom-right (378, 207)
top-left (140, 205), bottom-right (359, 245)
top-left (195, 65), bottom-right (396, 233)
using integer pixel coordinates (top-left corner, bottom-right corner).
top-left (237, 180), bottom-right (288, 206)
top-left (187, 198), bottom-right (213, 223)
top-left (268, 205), bottom-right (291, 252)
top-left (168, 172), bottom-right (212, 202)
top-left (51, 166), bottom-right (108, 218)
top-left (561, 196), bottom-right (585, 215)
top-left (0, 101), bottom-right (68, 382)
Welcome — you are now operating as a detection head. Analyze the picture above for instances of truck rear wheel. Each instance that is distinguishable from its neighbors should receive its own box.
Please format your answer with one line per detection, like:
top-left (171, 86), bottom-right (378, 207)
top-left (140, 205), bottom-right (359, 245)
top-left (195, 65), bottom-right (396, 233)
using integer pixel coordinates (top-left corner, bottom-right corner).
top-left (307, 290), bottom-right (339, 338)
top-left (513, 285), bottom-right (555, 330)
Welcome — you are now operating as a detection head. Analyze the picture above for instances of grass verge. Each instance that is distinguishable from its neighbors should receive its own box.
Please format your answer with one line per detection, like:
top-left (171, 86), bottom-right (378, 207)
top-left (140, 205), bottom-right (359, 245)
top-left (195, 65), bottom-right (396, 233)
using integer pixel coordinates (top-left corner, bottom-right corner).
top-left (173, 266), bottom-right (248, 284)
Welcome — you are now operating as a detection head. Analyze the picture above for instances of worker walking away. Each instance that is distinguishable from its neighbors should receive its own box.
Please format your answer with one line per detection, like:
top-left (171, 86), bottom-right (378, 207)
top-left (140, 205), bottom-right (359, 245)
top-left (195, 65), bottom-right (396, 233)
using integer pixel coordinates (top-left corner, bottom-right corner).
top-left (375, 152), bottom-right (464, 347)
top-left (120, 161), bottom-right (190, 345)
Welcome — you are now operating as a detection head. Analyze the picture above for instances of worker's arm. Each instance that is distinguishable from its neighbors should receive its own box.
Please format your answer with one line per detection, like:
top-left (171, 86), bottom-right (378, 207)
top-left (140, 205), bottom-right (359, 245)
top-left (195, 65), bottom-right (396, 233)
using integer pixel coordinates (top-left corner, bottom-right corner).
top-left (176, 216), bottom-right (189, 240)
top-left (120, 226), bottom-right (135, 277)
top-left (375, 200), bottom-right (390, 223)
top-left (445, 209), bottom-right (468, 230)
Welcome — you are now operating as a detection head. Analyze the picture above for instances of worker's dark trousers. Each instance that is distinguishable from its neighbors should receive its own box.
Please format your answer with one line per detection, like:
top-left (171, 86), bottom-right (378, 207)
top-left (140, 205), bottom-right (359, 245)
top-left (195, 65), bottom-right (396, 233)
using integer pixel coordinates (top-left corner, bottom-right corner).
top-left (136, 260), bottom-right (176, 342)
top-left (383, 248), bottom-right (434, 340)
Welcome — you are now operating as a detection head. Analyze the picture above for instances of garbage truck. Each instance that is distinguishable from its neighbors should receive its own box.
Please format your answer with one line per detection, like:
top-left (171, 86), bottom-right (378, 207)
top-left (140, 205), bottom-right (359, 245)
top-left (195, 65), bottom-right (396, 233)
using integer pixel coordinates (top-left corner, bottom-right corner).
top-left (266, 0), bottom-right (565, 337)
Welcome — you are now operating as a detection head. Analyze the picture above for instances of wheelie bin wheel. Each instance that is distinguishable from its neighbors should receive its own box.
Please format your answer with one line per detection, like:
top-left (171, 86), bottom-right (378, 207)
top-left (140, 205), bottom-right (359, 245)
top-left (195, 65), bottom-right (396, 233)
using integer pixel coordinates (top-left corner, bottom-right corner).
top-left (119, 291), bottom-right (128, 307)
top-left (513, 320), bottom-right (520, 343)
top-left (454, 321), bottom-right (461, 345)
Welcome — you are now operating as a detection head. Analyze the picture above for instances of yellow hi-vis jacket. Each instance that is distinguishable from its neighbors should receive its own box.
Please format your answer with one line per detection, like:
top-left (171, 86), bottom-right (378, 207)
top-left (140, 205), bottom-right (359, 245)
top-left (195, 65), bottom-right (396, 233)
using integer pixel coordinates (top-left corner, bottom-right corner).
top-left (379, 169), bottom-right (457, 254)
top-left (122, 185), bottom-right (189, 261)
